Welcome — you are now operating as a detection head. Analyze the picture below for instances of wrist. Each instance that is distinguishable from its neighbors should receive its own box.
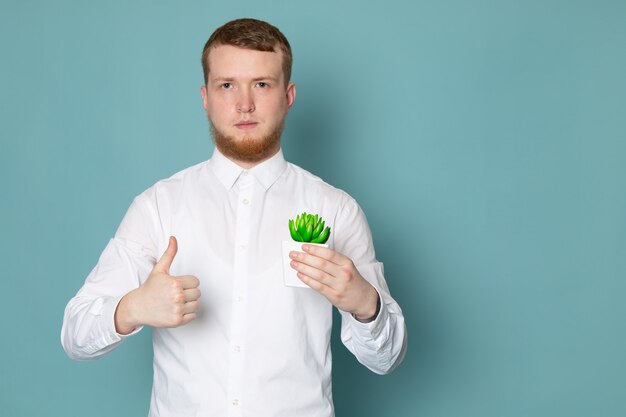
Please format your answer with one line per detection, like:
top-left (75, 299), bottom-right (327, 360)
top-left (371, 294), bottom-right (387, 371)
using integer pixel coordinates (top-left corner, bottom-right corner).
top-left (114, 291), bottom-right (140, 335)
top-left (353, 290), bottom-right (381, 323)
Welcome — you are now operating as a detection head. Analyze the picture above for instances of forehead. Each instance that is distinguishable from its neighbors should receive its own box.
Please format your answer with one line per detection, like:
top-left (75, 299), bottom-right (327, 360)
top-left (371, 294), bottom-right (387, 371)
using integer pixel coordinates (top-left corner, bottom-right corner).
top-left (207, 44), bottom-right (283, 79)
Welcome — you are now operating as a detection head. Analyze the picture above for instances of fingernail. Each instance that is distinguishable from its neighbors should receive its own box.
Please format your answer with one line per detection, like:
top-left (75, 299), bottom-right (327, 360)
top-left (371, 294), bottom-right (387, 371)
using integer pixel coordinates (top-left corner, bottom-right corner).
top-left (289, 251), bottom-right (299, 259)
top-left (302, 244), bottom-right (310, 252)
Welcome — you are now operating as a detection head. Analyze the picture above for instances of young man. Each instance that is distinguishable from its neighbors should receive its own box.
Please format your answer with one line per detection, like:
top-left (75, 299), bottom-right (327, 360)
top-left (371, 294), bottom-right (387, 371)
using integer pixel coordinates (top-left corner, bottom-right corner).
top-left (62, 18), bottom-right (407, 417)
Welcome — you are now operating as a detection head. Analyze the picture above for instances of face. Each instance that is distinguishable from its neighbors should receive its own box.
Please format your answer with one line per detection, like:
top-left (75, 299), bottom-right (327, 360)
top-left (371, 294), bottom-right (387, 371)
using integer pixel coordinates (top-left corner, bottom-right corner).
top-left (201, 44), bottom-right (296, 167)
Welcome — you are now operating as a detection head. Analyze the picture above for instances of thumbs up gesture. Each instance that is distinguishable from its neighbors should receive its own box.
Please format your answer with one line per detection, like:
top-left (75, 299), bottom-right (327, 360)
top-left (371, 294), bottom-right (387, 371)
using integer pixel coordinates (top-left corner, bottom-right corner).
top-left (115, 236), bottom-right (201, 335)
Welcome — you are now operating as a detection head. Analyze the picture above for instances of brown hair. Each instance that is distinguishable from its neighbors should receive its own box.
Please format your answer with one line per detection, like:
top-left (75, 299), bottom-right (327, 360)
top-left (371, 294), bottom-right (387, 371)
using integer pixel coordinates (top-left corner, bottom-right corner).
top-left (201, 18), bottom-right (293, 85)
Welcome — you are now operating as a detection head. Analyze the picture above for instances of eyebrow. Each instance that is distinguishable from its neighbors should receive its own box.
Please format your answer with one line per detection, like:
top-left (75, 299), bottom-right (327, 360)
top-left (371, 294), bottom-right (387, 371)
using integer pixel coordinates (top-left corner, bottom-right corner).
top-left (211, 76), bottom-right (279, 83)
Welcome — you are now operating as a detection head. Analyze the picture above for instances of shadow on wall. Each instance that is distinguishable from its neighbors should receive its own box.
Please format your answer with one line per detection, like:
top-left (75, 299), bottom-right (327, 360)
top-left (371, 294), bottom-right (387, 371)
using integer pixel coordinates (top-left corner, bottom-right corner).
top-left (284, 72), bottom-right (426, 416)
top-left (282, 75), bottom-right (342, 181)
top-left (331, 230), bottom-right (431, 417)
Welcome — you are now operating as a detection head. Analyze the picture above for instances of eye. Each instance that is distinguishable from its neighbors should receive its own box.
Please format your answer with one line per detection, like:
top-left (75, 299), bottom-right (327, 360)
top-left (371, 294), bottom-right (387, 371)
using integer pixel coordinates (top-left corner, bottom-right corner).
top-left (256, 82), bottom-right (269, 88)
top-left (221, 83), bottom-right (233, 89)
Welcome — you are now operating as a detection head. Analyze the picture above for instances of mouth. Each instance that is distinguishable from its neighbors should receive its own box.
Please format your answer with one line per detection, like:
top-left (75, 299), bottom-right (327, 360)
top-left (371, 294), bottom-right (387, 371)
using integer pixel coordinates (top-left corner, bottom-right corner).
top-left (235, 121), bottom-right (259, 130)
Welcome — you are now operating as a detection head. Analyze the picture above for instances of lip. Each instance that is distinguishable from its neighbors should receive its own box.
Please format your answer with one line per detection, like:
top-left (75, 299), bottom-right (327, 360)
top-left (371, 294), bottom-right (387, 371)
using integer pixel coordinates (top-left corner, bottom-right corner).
top-left (235, 121), bottom-right (258, 130)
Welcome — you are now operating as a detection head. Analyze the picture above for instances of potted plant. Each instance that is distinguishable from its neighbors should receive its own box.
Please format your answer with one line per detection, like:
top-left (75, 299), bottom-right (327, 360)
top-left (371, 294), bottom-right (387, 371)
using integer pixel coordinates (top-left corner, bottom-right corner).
top-left (282, 212), bottom-right (331, 288)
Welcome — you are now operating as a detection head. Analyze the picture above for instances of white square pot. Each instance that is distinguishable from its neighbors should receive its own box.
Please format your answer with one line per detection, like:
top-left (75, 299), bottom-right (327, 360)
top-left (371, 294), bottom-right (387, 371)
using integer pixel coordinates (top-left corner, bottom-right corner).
top-left (282, 240), bottom-right (328, 288)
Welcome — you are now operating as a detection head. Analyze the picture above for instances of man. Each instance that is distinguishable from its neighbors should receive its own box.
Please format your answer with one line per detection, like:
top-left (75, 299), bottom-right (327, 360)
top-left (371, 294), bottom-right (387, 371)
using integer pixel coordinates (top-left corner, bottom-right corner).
top-left (62, 18), bottom-right (407, 417)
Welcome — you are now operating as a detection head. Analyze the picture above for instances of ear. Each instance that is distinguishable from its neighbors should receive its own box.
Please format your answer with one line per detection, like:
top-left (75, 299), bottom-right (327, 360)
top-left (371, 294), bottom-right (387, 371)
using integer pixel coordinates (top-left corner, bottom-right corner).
top-left (286, 82), bottom-right (296, 110)
top-left (200, 84), bottom-right (209, 113)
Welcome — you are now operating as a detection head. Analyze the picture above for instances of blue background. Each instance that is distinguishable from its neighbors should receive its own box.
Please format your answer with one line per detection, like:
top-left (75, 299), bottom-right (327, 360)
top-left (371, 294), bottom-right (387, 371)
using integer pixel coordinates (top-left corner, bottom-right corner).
top-left (2, 0), bottom-right (625, 416)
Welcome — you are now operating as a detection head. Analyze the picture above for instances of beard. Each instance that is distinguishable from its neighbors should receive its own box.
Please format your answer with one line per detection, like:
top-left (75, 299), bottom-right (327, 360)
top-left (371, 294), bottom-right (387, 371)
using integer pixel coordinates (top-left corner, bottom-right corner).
top-left (210, 120), bottom-right (284, 164)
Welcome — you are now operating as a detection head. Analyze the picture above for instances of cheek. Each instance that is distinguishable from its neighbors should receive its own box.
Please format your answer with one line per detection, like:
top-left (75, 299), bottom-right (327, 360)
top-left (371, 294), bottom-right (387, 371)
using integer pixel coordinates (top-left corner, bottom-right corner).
top-left (262, 96), bottom-right (288, 116)
top-left (205, 98), bottom-right (232, 120)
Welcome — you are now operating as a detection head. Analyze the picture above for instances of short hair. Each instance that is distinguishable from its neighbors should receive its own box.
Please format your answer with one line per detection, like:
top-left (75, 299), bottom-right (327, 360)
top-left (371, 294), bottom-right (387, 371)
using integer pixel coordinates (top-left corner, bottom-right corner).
top-left (201, 18), bottom-right (293, 85)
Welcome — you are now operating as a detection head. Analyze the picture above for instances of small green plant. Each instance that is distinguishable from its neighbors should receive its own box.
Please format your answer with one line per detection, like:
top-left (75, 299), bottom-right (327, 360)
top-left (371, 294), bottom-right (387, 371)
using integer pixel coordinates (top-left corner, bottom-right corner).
top-left (288, 212), bottom-right (331, 244)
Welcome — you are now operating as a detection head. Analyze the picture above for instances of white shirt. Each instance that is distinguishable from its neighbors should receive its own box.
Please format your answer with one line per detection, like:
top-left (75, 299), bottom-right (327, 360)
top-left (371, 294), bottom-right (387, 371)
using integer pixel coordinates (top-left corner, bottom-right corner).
top-left (61, 148), bottom-right (407, 417)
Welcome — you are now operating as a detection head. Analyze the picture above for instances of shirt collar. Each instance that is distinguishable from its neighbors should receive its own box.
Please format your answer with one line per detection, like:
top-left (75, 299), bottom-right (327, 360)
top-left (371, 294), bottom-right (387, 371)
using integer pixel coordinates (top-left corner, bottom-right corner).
top-left (208, 147), bottom-right (288, 191)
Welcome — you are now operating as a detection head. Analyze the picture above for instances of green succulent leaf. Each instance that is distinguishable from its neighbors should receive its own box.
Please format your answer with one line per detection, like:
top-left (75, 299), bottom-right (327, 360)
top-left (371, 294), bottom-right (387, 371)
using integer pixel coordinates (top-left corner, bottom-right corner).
top-left (298, 215), bottom-right (309, 238)
top-left (288, 212), bottom-right (331, 243)
top-left (302, 222), bottom-right (313, 241)
top-left (312, 219), bottom-right (325, 238)
top-left (311, 226), bottom-right (331, 244)
top-left (289, 219), bottom-right (303, 242)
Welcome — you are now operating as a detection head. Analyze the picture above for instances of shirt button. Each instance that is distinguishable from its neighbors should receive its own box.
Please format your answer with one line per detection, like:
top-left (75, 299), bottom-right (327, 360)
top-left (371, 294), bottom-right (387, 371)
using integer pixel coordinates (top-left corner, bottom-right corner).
top-left (232, 399), bottom-right (239, 406)
top-left (242, 198), bottom-right (250, 205)
top-left (234, 345), bottom-right (241, 352)
top-left (241, 170), bottom-right (248, 176)
top-left (239, 244), bottom-right (247, 251)
top-left (236, 295), bottom-right (244, 302)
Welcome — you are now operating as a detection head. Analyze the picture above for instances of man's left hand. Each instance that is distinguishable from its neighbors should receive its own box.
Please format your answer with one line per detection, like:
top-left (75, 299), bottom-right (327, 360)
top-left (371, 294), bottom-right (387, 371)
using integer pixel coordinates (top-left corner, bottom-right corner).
top-left (289, 245), bottom-right (379, 321)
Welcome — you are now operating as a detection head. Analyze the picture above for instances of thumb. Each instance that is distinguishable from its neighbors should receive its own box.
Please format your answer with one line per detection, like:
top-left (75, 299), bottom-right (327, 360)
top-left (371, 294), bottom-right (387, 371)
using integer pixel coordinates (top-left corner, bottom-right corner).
top-left (154, 236), bottom-right (178, 274)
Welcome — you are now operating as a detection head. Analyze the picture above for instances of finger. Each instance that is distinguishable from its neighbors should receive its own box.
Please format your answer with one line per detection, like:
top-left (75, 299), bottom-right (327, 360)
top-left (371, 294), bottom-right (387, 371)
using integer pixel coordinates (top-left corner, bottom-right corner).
top-left (290, 250), bottom-right (341, 277)
top-left (182, 300), bottom-right (199, 315)
top-left (178, 275), bottom-right (200, 289)
top-left (302, 244), bottom-right (348, 265)
top-left (154, 236), bottom-right (178, 274)
top-left (290, 259), bottom-right (335, 288)
top-left (180, 312), bottom-right (196, 326)
top-left (296, 271), bottom-right (332, 296)
top-left (183, 288), bottom-right (201, 302)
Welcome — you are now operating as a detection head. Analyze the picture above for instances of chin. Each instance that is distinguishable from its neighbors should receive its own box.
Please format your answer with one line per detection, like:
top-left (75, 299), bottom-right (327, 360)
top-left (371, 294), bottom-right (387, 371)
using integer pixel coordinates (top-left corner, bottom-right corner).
top-left (210, 122), bottom-right (283, 164)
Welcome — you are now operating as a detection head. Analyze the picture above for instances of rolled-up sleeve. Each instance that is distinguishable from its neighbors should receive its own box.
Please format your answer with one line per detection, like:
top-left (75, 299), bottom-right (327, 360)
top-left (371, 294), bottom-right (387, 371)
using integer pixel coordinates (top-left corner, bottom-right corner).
top-left (334, 197), bottom-right (408, 375)
top-left (61, 194), bottom-right (158, 360)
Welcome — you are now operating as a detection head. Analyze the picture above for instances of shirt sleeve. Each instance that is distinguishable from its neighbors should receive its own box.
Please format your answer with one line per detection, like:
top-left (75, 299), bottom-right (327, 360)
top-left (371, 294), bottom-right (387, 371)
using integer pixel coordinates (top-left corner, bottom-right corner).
top-left (333, 196), bottom-right (408, 375)
top-left (61, 193), bottom-right (159, 360)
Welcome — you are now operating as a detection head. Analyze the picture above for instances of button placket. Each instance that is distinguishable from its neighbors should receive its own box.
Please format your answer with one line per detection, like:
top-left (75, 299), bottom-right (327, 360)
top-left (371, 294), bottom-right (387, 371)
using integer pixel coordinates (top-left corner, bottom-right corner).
top-left (227, 173), bottom-right (253, 417)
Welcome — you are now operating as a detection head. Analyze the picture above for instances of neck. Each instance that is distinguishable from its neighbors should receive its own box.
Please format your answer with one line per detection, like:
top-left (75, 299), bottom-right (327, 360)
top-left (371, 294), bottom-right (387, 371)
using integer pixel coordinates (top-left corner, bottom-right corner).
top-left (220, 147), bottom-right (281, 170)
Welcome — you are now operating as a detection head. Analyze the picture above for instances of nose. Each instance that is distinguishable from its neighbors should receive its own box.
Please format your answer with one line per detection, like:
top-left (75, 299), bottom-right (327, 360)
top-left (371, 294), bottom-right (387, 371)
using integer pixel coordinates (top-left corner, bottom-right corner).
top-left (237, 89), bottom-right (255, 113)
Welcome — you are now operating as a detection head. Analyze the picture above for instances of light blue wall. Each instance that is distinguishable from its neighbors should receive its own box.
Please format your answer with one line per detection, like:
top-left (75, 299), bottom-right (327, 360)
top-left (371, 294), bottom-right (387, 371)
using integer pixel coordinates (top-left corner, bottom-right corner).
top-left (2, 1), bottom-right (625, 416)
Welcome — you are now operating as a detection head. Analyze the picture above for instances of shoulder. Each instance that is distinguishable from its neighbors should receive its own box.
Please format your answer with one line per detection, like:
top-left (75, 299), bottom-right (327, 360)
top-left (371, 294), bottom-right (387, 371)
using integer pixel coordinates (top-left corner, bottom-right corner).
top-left (282, 161), bottom-right (364, 217)
top-left (284, 162), bottom-right (356, 206)
top-left (134, 160), bottom-right (211, 205)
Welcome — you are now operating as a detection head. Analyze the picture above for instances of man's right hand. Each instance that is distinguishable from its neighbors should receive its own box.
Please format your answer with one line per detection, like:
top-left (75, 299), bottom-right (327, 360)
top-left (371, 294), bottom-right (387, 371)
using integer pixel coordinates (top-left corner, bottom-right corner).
top-left (114, 236), bottom-right (201, 335)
